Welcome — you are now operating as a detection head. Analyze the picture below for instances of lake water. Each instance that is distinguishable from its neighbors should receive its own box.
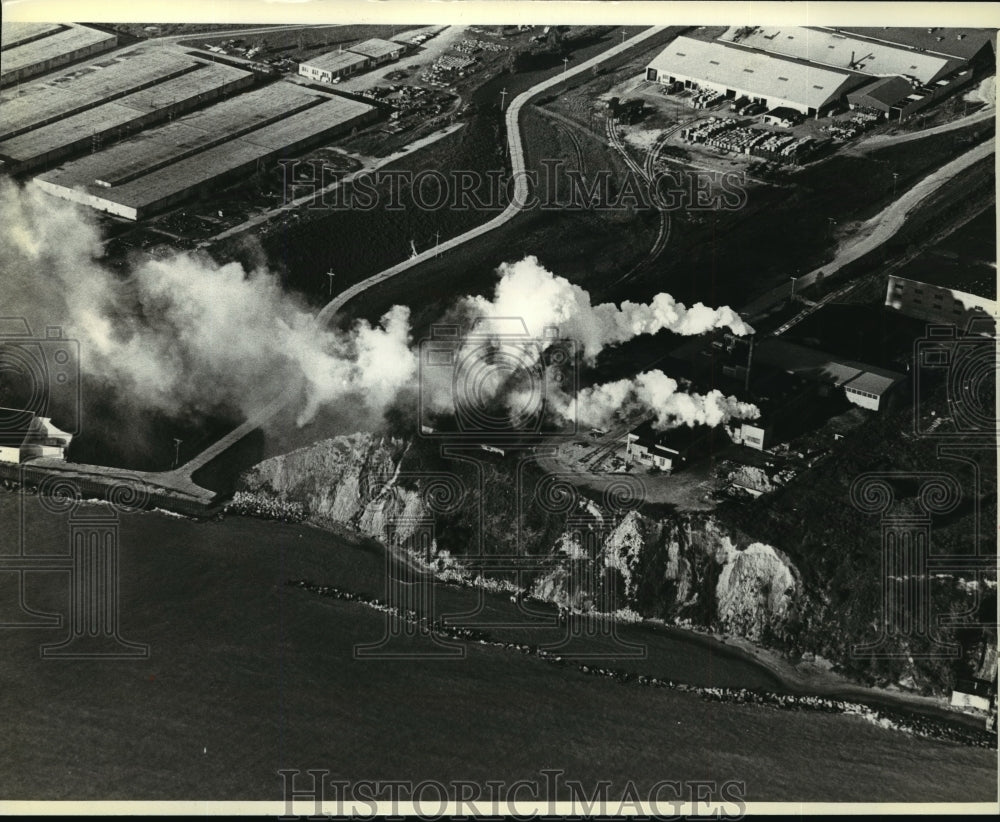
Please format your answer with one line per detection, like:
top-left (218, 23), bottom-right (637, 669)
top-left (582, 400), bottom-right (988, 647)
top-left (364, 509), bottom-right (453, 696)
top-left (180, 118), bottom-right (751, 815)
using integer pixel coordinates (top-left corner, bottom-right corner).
top-left (0, 493), bottom-right (995, 802)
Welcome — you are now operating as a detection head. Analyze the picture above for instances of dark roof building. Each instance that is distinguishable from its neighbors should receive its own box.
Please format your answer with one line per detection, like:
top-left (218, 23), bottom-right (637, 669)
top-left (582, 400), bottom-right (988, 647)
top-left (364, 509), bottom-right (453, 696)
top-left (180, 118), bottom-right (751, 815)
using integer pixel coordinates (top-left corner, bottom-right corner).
top-left (625, 419), bottom-right (708, 472)
top-left (754, 339), bottom-right (907, 412)
top-left (847, 75), bottom-right (916, 112)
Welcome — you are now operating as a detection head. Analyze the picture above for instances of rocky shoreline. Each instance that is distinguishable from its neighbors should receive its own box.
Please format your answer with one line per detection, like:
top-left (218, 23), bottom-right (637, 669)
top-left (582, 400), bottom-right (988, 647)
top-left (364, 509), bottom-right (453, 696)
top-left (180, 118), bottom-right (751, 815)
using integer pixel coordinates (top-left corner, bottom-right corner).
top-left (287, 578), bottom-right (997, 750)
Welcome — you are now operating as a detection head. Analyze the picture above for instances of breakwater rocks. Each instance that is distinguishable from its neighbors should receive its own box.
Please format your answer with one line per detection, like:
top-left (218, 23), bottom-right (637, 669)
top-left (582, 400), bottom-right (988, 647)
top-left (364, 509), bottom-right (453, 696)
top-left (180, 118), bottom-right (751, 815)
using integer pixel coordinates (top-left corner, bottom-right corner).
top-left (224, 490), bottom-right (306, 523)
top-left (287, 579), bottom-right (996, 749)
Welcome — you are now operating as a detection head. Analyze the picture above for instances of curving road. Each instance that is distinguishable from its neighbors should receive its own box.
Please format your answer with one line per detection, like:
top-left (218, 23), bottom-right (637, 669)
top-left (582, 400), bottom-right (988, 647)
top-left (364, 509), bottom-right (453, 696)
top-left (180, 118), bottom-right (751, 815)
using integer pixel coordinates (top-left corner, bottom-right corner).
top-left (742, 136), bottom-right (996, 326)
top-left (171, 26), bottom-right (668, 489)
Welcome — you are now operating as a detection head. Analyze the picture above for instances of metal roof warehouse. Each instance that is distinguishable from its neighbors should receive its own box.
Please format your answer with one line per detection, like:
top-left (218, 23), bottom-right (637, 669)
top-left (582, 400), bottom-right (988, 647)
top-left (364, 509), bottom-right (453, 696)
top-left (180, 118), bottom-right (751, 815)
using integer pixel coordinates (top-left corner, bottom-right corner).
top-left (345, 38), bottom-right (404, 63)
top-left (645, 35), bottom-right (865, 116)
top-left (0, 59), bottom-right (252, 173)
top-left (1, 23), bottom-right (118, 87)
top-left (720, 26), bottom-right (961, 85)
top-left (33, 83), bottom-right (376, 220)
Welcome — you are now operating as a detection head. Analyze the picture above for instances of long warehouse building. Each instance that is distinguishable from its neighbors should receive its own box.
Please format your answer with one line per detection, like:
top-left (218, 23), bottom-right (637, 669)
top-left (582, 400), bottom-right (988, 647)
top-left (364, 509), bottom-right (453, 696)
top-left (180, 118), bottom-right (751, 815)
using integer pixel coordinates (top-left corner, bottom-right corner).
top-left (34, 83), bottom-right (377, 220)
top-left (719, 26), bottom-right (964, 85)
top-left (645, 35), bottom-right (867, 117)
top-left (0, 48), bottom-right (253, 174)
top-left (1, 23), bottom-right (118, 87)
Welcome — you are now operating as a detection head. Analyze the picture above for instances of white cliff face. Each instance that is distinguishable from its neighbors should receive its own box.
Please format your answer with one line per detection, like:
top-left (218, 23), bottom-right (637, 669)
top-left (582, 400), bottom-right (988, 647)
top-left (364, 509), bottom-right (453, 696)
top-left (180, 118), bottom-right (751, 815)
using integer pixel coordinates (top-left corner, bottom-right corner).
top-left (237, 435), bottom-right (803, 645)
top-left (715, 542), bottom-right (797, 641)
top-left (601, 510), bottom-right (646, 599)
top-left (238, 434), bottom-right (418, 542)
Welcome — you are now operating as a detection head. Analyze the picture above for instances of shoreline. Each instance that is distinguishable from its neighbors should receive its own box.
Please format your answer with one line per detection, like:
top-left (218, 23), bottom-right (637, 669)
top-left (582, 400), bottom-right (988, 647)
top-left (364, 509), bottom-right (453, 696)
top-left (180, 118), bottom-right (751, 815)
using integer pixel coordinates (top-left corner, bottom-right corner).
top-left (222, 503), bottom-right (994, 736)
top-left (286, 574), bottom-right (997, 749)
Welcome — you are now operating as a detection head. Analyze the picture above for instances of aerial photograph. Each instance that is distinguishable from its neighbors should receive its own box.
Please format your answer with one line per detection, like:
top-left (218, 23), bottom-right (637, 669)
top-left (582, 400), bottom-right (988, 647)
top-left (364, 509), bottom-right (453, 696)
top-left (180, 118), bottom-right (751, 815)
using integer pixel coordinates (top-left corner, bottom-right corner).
top-left (0, 0), bottom-right (997, 814)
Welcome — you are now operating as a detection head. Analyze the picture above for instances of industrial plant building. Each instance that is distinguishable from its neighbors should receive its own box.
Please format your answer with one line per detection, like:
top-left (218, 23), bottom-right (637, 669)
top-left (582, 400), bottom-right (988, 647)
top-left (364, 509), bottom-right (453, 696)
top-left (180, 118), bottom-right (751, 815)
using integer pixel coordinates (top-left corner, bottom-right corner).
top-left (885, 274), bottom-right (999, 330)
top-left (0, 50), bottom-right (253, 174)
top-left (754, 339), bottom-right (907, 412)
top-left (645, 35), bottom-right (865, 117)
top-left (1, 23), bottom-right (118, 87)
top-left (625, 420), bottom-right (703, 473)
top-left (298, 37), bottom-right (405, 83)
top-left (646, 26), bottom-right (987, 119)
top-left (33, 83), bottom-right (377, 220)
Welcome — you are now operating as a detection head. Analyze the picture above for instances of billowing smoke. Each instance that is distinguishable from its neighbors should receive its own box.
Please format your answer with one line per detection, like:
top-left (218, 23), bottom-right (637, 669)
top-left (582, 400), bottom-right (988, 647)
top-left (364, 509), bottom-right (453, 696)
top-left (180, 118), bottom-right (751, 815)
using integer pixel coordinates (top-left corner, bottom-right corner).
top-left (547, 369), bottom-right (760, 431)
top-left (462, 255), bottom-right (753, 361)
top-left (0, 180), bottom-right (416, 431)
top-left (3, 177), bottom-right (753, 457)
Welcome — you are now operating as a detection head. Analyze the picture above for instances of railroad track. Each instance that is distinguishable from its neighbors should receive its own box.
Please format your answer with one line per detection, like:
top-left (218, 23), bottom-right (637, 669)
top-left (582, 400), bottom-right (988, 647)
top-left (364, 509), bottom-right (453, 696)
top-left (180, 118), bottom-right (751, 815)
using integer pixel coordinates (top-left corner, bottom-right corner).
top-left (172, 27), bottom-right (669, 485)
top-left (605, 115), bottom-right (671, 285)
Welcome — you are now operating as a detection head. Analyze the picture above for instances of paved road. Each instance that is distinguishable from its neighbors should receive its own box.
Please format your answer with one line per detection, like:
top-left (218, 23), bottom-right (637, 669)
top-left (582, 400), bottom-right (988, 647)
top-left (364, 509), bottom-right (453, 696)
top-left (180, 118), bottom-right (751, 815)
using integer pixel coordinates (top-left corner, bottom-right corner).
top-left (847, 103), bottom-right (995, 154)
top-left (742, 137), bottom-right (996, 325)
top-left (172, 26), bottom-right (668, 487)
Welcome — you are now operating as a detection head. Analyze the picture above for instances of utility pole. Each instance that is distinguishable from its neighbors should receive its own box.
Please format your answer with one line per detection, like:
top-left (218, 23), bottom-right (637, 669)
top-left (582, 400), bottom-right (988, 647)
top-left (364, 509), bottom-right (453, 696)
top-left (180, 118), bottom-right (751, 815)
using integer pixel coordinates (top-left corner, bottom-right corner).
top-left (891, 171), bottom-right (899, 199)
top-left (789, 276), bottom-right (797, 298)
top-left (562, 57), bottom-right (569, 73)
top-left (327, 270), bottom-right (335, 296)
top-left (499, 87), bottom-right (508, 110)
top-left (434, 231), bottom-right (440, 256)
top-left (621, 30), bottom-right (627, 45)
top-left (172, 438), bottom-right (182, 470)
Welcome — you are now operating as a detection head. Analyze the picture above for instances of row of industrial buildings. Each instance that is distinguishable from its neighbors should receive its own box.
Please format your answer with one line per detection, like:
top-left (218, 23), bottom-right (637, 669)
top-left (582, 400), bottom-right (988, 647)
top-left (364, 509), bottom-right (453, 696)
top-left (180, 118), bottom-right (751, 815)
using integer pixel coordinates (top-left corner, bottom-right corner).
top-left (625, 261), bottom-right (998, 473)
top-left (0, 23), bottom-right (394, 219)
top-left (645, 25), bottom-right (994, 120)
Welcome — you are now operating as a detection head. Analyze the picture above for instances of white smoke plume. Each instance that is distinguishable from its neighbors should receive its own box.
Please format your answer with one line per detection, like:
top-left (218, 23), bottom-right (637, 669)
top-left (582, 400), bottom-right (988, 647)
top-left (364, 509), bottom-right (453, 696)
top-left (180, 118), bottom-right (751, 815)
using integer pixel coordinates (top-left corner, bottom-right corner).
top-left (462, 255), bottom-right (753, 361)
top-left (0, 180), bottom-right (416, 429)
top-left (548, 370), bottom-right (760, 431)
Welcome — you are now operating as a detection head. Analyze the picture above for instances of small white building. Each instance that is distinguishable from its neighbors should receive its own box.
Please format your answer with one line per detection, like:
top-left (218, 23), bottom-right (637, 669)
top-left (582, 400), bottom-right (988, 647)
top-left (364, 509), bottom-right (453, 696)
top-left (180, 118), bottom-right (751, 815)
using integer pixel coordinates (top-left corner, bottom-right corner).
top-left (950, 678), bottom-right (995, 714)
top-left (729, 419), bottom-right (772, 450)
top-left (345, 38), bottom-right (405, 67)
top-left (0, 408), bottom-right (73, 463)
top-left (298, 50), bottom-right (369, 83)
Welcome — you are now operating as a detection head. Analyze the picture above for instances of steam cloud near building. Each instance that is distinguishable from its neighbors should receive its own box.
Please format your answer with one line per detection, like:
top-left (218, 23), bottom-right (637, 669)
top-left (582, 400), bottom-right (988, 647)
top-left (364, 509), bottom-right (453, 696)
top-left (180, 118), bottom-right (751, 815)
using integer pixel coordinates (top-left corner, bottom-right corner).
top-left (2, 181), bottom-right (755, 437)
top-left (551, 370), bottom-right (761, 431)
top-left (463, 255), bottom-right (754, 361)
top-left (0, 180), bottom-right (416, 429)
